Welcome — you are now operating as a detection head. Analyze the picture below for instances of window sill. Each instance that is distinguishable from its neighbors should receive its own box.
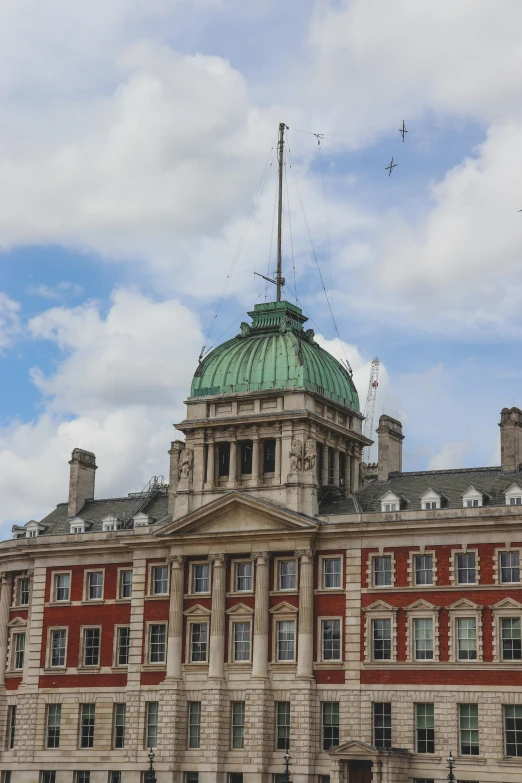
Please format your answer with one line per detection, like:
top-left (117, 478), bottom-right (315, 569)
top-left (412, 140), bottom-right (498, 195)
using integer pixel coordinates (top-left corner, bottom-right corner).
top-left (110, 665), bottom-right (129, 672)
top-left (184, 592), bottom-right (211, 599)
top-left (314, 662), bottom-right (344, 669)
top-left (314, 589), bottom-right (344, 595)
top-left (182, 663), bottom-right (209, 672)
top-left (497, 758), bottom-right (522, 765)
top-left (144, 594), bottom-right (170, 601)
top-left (114, 598), bottom-right (132, 604)
top-left (269, 590), bottom-right (298, 597)
top-left (269, 662), bottom-right (297, 671)
top-left (80, 600), bottom-right (104, 606)
top-left (226, 591), bottom-right (255, 597)
top-left (456, 756), bottom-right (486, 765)
top-left (142, 663), bottom-right (167, 671)
top-left (225, 662), bottom-right (252, 669)
top-left (46, 601), bottom-right (72, 607)
top-left (5, 671), bottom-right (22, 678)
top-left (43, 667), bottom-right (66, 674)
top-left (77, 666), bottom-right (101, 673)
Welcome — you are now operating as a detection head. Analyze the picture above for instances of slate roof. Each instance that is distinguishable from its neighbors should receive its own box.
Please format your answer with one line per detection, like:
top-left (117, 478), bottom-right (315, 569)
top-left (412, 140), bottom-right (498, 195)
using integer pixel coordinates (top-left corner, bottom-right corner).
top-left (320, 465), bottom-right (522, 516)
top-left (36, 492), bottom-right (170, 536)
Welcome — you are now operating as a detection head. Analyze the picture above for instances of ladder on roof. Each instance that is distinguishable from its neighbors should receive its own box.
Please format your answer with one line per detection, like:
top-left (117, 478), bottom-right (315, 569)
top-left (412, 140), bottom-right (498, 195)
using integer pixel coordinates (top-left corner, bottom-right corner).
top-left (120, 475), bottom-right (166, 529)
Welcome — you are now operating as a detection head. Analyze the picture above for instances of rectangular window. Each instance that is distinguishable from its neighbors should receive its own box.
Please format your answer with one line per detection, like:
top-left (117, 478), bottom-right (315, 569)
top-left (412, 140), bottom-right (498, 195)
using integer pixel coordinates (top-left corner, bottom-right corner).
top-left (232, 622), bottom-right (251, 662)
top-left (322, 702), bottom-right (339, 751)
top-left (185, 774), bottom-right (199, 783)
top-left (501, 618), bottom-right (522, 660)
top-left (188, 701), bottom-right (201, 749)
top-left (415, 704), bottom-right (435, 753)
top-left (424, 501), bottom-right (437, 510)
top-left (278, 560), bottom-right (296, 591)
top-left (505, 705), bottom-right (522, 756)
top-left (459, 704), bottom-right (479, 756)
top-left (1, 774), bottom-right (10, 783)
top-left (323, 558), bottom-right (341, 589)
top-left (79, 703), bottom-right (95, 749)
top-left (74, 774), bottom-right (90, 783)
top-left (231, 701), bottom-right (245, 749)
top-left (235, 561), bottom-right (253, 592)
top-left (151, 565), bottom-right (168, 595)
top-left (7, 705), bottom-right (16, 749)
top-left (54, 573), bottom-right (70, 602)
top-left (193, 563), bottom-right (210, 593)
top-left (322, 619), bottom-right (341, 661)
top-left (190, 623), bottom-right (208, 662)
top-left (119, 569), bottom-right (133, 599)
top-left (510, 497), bottom-right (522, 505)
top-left (18, 577), bottom-right (30, 606)
top-left (457, 618), bottom-right (477, 660)
top-left (40, 773), bottom-right (56, 783)
top-left (373, 556), bottom-right (392, 586)
top-left (229, 775), bottom-right (243, 783)
top-left (12, 632), bottom-right (25, 670)
top-left (263, 439), bottom-right (276, 473)
top-left (276, 620), bottom-right (295, 661)
top-left (83, 628), bottom-right (100, 667)
top-left (46, 704), bottom-right (61, 749)
top-left (148, 624), bottom-right (166, 663)
top-left (372, 618), bottom-right (391, 660)
top-left (218, 442), bottom-right (230, 477)
top-left (414, 555), bottom-right (433, 585)
top-left (414, 618), bottom-right (434, 660)
top-left (113, 703), bottom-right (126, 749)
top-left (116, 627), bottom-right (130, 666)
top-left (373, 702), bottom-right (392, 749)
top-left (240, 441), bottom-right (253, 475)
top-left (500, 551), bottom-right (520, 583)
top-left (456, 553), bottom-right (476, 584)
top-left (87, 571), bottom-right (103, 600)
top-left (276, 701), bottom-right (290, 750)
top-left (146, 701), bottom-right (159, 748)
top-left (109, 774), bottom-right (122, 783)
top-left (50, 629), bottom-right (67, 667)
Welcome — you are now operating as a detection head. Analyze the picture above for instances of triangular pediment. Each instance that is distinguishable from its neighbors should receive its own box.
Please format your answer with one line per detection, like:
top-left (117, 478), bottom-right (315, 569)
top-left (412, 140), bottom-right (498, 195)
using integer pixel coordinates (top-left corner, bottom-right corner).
top-left (448, 598), bottom-right (481, 610)
top-left (405, 599), bottom-right (436, 611)
top-left (8, 616), bottom-right (27, 628)
top-left (269, 601), bottom-right (298, 614)
top-left (492, 597), bottom-right (522, 610)
top-left (156, 491), bottom-right (318, 538)
top-left (329, 739), bottom-right (379, 757)
top-left (183, 604), bottom-right (211, 617)
top-left (363, 600), bottom-right (396, 613)
top-left (226, 603), bottom-right (254, 616)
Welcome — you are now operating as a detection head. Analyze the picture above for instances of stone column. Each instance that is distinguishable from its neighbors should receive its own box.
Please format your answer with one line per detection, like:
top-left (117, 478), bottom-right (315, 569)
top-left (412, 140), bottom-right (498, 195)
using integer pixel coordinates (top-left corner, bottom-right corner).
top-left (250, 431), bottom-right (259, 486)
top-left (0, 573), bottom-right (13, 686)
top-left (275, 436), bottom-right (282, 481)
top-left (322, 444), bottom-right (329, 485)
top-left (345, 447), bottom-right (352, 494)
top-left (333, 449), bottom-right (340, 486)
top-left (296, 549), bottom-right (314, 679)
top-left (352, 446), bottom-right (361, 491)
top-left (252, 552), bottom-right (270, 678)
top-left (166, 556), bottom-right (185, 681)
top-left (228, 441), bottom-right (237, 488)
top-left (205, 441), bottom-right (215, 488)
top-left (208, 554), bottom-right (227, 679)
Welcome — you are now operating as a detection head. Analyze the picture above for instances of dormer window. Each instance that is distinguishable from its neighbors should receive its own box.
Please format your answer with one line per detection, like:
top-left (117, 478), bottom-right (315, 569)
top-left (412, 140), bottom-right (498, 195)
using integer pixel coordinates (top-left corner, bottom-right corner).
top-left (420, 489), bottom-right (444, 510)
top-left (505, 484), bottom-right (522, 506)
top-left (69, 518), bottom-right (86, 534)
top-left (102, 515), bottom-right (117, 532)
top-left (27, 529), bottom-right (37, 538)
top-left (462, 487), bottom-right (484, 508)
top-left (379, 491), bottom-right (401, 513)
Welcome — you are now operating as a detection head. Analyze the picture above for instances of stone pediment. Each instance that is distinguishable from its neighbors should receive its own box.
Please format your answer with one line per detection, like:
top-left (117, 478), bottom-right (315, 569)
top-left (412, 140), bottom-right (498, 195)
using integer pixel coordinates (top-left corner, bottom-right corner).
top-left (183, 604), bottom-right (211, 617)
top-left (7, 616), bottom-right (27, 628)
top-left (492, 597), bottom-right (522, 610)
top-left (448, 598), bottom-right (482, 611)
top-left (269, 601), bottom-right (299, 614)
top-left (156, 491), bottom-right (318, 538)
top-left (363, 600), bottom-right (396, 613)
top-left (226, 603), bottom-right (254, 616)
top-left (329, 739), bottom-right (379, 757)
top-left (404, 599), bottom-right (437, 611)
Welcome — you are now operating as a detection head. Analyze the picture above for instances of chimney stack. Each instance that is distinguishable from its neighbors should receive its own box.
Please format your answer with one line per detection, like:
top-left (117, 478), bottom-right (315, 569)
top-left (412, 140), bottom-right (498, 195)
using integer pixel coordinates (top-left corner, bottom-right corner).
top-left (68, 448), bottom-right (97, 518)
top-left (168, 440), bottom-right (185, 515)
top-left (377, 414), bottom-right (404, 482)
top-left (499, 407), bottom-right (522, 472)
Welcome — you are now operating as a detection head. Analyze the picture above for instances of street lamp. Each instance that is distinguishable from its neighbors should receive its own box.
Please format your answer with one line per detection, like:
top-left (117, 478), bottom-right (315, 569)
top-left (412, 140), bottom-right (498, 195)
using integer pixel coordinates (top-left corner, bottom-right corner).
top-left (447, 751), bottom-right (456, 783)
top-left (283, 751), bottom-right (292, 783)
top-left (144, 748), bottom-right (157, 783)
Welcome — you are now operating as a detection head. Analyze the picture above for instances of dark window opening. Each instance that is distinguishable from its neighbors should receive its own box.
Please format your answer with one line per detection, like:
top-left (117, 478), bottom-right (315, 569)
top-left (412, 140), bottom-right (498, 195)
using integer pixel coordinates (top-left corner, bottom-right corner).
top-left (317, 443), bottom-right (324, 485)
top-left (328, 447), bottom-right (335, 484)
top-left (240, 441), bottom-right (253, 475)
top-left (263, 440), bottom-right (276, 473)
top-left (218, 443), bottom-right (230, 477)
top-left (339, 451), bottom-right (345, 489)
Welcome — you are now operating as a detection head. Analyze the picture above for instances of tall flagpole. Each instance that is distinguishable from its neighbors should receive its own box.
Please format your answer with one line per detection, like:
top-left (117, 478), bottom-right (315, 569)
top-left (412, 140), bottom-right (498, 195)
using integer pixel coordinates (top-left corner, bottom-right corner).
top-left (276, 122), bottom-right (286, 302)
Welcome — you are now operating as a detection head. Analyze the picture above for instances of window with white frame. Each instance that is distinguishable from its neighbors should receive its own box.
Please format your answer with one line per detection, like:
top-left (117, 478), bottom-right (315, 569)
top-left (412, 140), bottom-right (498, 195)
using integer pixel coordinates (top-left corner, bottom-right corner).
top-left (276, 620), bottom-right (295, 661)
top-left (45, 704), bottom-right (61, 749)
top-left (321, 619), bottom-right (341, 661)
top-left (383, 502), bottom-right (397, 512)
top-left (189, 622), bottom-right (208, 663)
top-left (53, 572), bottom-right (71, 602)
top-left (420, 490), bottom-right (442, 510)
top-left (79, 704), bottom-right (95, 749)
top-left (119, 569), bottom-right (133, 599)
top-left (414, 555), bottom-right (433, 586)
top-left (373, 556), bottom-right (392, 587)
top-left (234, 561), bottom-right (253, 592)
top-left (188, 701), bottom-right (201, 749)
top-left (501, 617), bottom-right (521, 660)
top-left (116, 627), bottom-right (130, 666)
top-left (413, 618), bottom-right (433, 660)
top-left (192, 563), bottom-right (210, 594)
top-left (456, 618), bottom-right (477, 660)
top-left (322, 557), bottom-right (342, 589)
top-left (108, 774), bottom-right (121, 783)
top-left (505, 484), bottom-right (522, 506)
top-left (82, 628), bottom-right (100, 667)
top-left (17, 577), bottom-right (30, 606)
top-left (373, 702), bottom-right (392, 749)
top-left (372, 618), bottom-right (391, 660)
top-left (500, 551), bottom-right (520, 583)
top-left (40, 772), bottom-right (56, 783)
top-left (232, 621), bottom-right (251, 662)
top-left (379, 491), bottom-right (400, 513)
top-left (145, 702), bottom-right (159, 748)
top-left (415, 703), bottom-right (435, 753)
top-left (148, 624), bottom-right (167, 664)
top-left (459, 704), bottom-right (479, 755)
top-left (49, 629), bottom-right (67, 668)
top-left (74, 773), bottom-right (90, 783)
top-left (231, 701), bottom-right (245, 749)
top-left (11, 632), bottom-right (25, 670)
top-left (456, 553), bottom-right (476, 584)
top-left (70, 520), bottom-right (85, 534)
top-left (85, 571), bottom-right (103, 601)
top-left (6, 705), bottom-right (16, 749)
top-left (112, 703), bottom-right (126, 749)
top-left (278, 560), bottom-right (297, 591)
top-left (505, 705), bottom-right (522, 756)
top-left (151, 565), bottom-right (169, 595)
top-left (462, 487), bottom-right (483, 508)
top-left (322, 702), bottom-right (339, 750)
top-left (276, 701), bottom-right (290, 750)
top-left (102, 515), bottom-right (117, 532)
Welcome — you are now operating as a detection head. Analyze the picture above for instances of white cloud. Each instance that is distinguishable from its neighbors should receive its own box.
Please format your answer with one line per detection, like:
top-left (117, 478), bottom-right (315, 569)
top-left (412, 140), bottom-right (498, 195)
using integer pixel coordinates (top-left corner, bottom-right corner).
top-left (27, 281), bottom-right (84, 300)
top-left (0, 293), bottom-right (21, 350)
top-left (428, 442), bottom-right (470, 471)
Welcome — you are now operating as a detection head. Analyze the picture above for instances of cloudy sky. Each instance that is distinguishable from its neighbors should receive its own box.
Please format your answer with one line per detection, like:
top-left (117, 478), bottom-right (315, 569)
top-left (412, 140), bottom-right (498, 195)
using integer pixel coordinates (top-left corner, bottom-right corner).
top-left (1, 0), bottom-right (521, 533)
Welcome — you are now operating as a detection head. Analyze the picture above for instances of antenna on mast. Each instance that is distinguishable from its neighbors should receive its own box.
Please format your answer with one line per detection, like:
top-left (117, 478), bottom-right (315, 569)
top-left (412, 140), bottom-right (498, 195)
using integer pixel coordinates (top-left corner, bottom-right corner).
top-left (255, 122), bottom-right (287, 298)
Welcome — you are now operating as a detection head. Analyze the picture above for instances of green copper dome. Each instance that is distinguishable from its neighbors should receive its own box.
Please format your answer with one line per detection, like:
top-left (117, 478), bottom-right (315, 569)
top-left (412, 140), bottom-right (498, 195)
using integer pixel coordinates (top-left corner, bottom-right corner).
top-left (191, 301), bottom-right (359, 411)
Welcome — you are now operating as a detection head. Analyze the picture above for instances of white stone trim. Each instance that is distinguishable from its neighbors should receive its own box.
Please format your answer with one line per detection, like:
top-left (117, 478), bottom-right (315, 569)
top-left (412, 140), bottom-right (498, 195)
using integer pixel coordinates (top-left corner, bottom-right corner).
top-left (82, 568), bottom-right (105, 602)
top-left (492, 597), bottom-right (522, 663)
top-left (188, 560), bottom-right (211, 597)
top-left (116, 567), bottom-right (133, 600)
top-left (50, 570), bottom-right (72, 604)
top-left (447, 599), bottom-right (483, 663)
top-left (367, 551), bottom-right (395, 589)
top-left (229, 558), bottom-right (254, 595)
top-left (494, 547), bottom-right (522, 585)
top-left (145, 620), bottom-right (168, 666)
top-left (147, 562), bottom-right (170, 597)
top-left (318, 554), bottom-right (344, 591)
top-left (450, 548), bottom-right (480, 586)
top-left (273, 556), bottom-right (298, 592)
top-left (78, 624), bottom-right (102, 669)
top-left (184, 615), bottom-right (210, 665)
top-left (405, 600), bottom-right (439, 663)
top-left (317, 616), bottom-right (343, 663)
top-left (408, 550), bottom-right (437, 588)
top-left (45, 626), bottom-right (68, 670)
top-left (363, 601), bottom-right (397, 663)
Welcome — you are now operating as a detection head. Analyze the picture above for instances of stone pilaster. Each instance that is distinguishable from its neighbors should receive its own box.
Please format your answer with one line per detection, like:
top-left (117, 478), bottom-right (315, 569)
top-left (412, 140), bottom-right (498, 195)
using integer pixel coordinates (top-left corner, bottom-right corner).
top-left (296, 549), bottom-right (314, 680)
top-left (252, 552), bottom-right (269, 679)
top-left (206, 439), bottom-right (215, 488)
top-left (250, 430), bottom-right (259, 486)
top-left (209, 554), bottom-right (227, 679)
top-left (0, 573), bottom-right (13, 687)
top-left (333, 449), bottom-right (340, 486)
top-left (228, 441), bottom-right (237, 488)
top-left (166, 555), bottom-right (185, 681)
top-left (275, 436), bottom-right (282, 482)
top-left (126, 554), bottom-right (147, 688)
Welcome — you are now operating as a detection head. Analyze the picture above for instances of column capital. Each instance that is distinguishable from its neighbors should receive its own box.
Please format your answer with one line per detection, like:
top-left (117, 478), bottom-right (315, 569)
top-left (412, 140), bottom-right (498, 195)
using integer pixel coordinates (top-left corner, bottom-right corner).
top-left (209, 552), bottom-right (228, 567)
top-left (0, 573), bottom-right (13, 584)
top-left (252, 551), bottom-right (270, 563)
top-left (295, 549), bottom-right (314, 562)
top-left (167, 555), bottom-right (185, 569)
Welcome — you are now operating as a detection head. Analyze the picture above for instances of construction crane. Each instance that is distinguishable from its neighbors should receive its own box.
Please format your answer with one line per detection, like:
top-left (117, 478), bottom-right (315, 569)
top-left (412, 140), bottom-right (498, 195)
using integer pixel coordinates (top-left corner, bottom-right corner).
top-left (362, 357), bottom-right (380, 464)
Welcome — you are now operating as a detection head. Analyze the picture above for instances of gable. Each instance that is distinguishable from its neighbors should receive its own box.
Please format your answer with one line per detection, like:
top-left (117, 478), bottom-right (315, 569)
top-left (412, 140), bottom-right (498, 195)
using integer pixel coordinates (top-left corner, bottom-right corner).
top-left (492, 597), bottom-right (522, 610)
top-left (363, 600), bottom-right (396, 613)
top-left (448, 598), bottom-right (481, 610)
top-left (505, 483), bottom-right (522, 497)
top-left (405, 599), bottom-right (436, 611)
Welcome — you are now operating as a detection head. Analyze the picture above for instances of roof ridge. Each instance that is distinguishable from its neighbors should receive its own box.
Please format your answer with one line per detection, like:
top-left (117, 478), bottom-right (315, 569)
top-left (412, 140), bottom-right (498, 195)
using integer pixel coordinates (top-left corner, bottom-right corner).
top-left (390, 466), bottom-right (501, 478)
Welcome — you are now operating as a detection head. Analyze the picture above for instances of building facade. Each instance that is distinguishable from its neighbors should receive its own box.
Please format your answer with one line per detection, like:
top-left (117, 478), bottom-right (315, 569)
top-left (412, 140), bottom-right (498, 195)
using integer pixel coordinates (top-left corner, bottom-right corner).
top-left (1, 301), bottom-right (522, 783)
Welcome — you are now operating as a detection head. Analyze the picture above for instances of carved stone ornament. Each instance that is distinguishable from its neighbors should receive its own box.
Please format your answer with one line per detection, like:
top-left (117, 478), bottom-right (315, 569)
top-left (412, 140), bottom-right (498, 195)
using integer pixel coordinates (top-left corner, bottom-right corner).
top-left (252, 551), bottom-right (269, 562)
top-left (359, 461), bottom-right (368, 485)
top-left (295, 549), bottom-right (314, 561)
top-left (178, 447), bottom-right (194, 480)
top-left (289, 438), bottom-right (303, 472)
top-left (167, 555), bottom-right (185, 568)
top-left (303, 439), bottom-right (317, 471)
top-left (209, 553), bottom-right (227, 565)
